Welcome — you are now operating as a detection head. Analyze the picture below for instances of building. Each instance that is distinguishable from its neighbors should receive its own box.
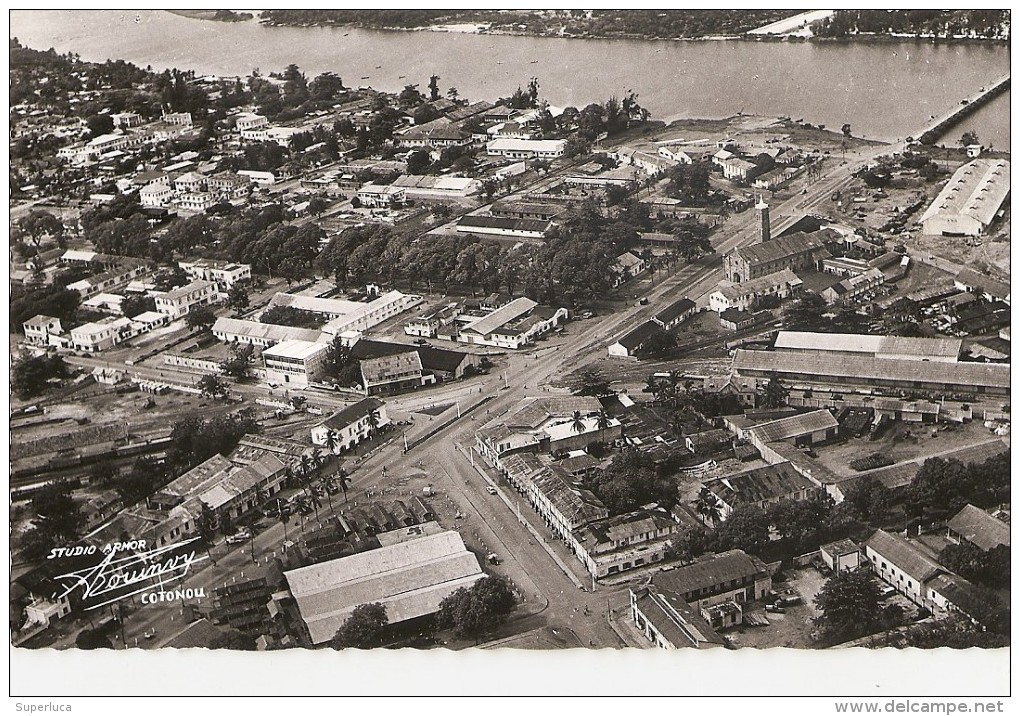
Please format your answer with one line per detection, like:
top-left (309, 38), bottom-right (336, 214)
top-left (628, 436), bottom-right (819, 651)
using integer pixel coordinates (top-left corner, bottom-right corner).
top-left (723, 231), bottom-right (833, 283)
top-left (773, 331), bottom-right (964, 363)
top-left (862, 529), bottom-right (950, 611)
top-left (731, 348), bottom-right (1010, 398)
top-left (235, 113), bottom-right (269, 132)
top-left (490, 202), bottom-right (563, 221)
top-left (453, 297), bottom-right (567, 350)
top-left (23, 315), bottom-right (63, 347)
top-left (356, 183), bottom-right (406, 208)
top-left (282, 530), bottom-right (484, 646)
top-left (645, 549), bottom-right (772, 610)
top-left (657, 146), bottom-right (695, 164)
top-left (266, 290), bottom-right (422, 337)
top-left (349, 337), bottom-right (480, 381)
top-left (720, 157), bottom-right (758, 182)
top-left (820, 539), bottom-right (861, 573)
top-left (359, 351), bottom-right (424, 395)
top-left (731, 409), bottom-right (840, 452)
top-left (111, 111), bottom-right (143, 128)
top-left (630, 583), bottom-right (726, 649)
top-left (139, 181), bottom-right (174, 207)
top-left (652, 298), bottom-right (697, 330)
top-left (262, 340), bottom-right (331, 387)
top-left (574, 509), bottom-right (680, 578)
top-left (709, 269), bottom-right (802, 312)
top-left (608, 320), bottom-right (661, 358)
top-left (310, 398), bottom-right (389, 453)
top-left (456, 215), bottom-right (550, 240)
top-left (919, 159), bottom-right (1010, 237)
top-left (212, 317), bottom-right (322, 348)
top-left (703, 462), bottom-right (819, 521)
top-left (486, 137), bottom-right (566, 160)
top-left (174, 171), bottom-right (207, 193)
top-left (946, 504), bottom-right (1009, 552)
top-left (403, 302), bottom-right (462, 338)
top-left (391, 174), bottom-right (480, 199)
top-left (613, 252), bottom-right (645, 284)
top-left (179, 259), bottom-right (252, 291)
top-left (67, 259), bottom-right (151, 299)
top-left (954, 267), bottom-right (1011, 305)
top-left (821, 267), bottom-right (885, 305)
top-left (154, 280), bottom-right (220, 319)
top-left (69, 316), bottom-right (133, 353)
top-left (397, 118), bottom-right (471, 148)
top-left (475, 396), bottom-right (622, 463)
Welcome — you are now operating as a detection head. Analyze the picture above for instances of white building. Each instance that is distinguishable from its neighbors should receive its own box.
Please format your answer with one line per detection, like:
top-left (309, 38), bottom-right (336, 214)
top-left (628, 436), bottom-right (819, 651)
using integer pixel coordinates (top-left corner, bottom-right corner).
top-left (139, 181), bottom-right (174, 207)
top-left (154, 280), bottom-right (220, 319)
top-left (486, 138), bottom-right (567, 160)
top-left (919, 159), bottom-right (1010, 237)
top-left (265, 290), bottom-right (423, 336)
top-left (179, 259), bottom-right (252, 291)
top-left (356, 183), bottom-right (406, 208)
top-left (390, 174), bottom-right (481, 199)
top-left (310, 398), bottom-right (389, 453)
top-left (23, 315), bottom-right (63, 347)
top-left (262, 339), bottom-right (331, 387)
top-left (174, 192), bottom-right (217, 213)
top-left (235, 113), bottom-right (269, 132)
top-left (70, 316), bottom-right (133, 353)
top-left (212, 317), bottom-right (323, 348)
top-left (708, 269), bottom-right (802, 313)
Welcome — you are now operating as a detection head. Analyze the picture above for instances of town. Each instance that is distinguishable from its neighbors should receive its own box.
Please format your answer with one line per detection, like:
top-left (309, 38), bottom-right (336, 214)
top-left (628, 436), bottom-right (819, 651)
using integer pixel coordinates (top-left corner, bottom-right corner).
top-left (8, 29), bottom-right (1010, 657)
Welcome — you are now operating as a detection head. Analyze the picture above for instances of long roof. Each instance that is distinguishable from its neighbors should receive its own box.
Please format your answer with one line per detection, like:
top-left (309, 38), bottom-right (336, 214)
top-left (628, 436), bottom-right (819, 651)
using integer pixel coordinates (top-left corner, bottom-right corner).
top-left (705, 462), bottom-right (815, 507)
top-left (504, 396), bottom-right (603, 430)
top-left (212, 317), bottom-right (322, 344)
top-left (731, 231), bottom-right (831, 267)
top-left (654, 297), bottom-right (696, 325)
top-left (918, 158), bottom-right (1010, 228)
top-left (284, 530), bottom-right (483, 644)
top-left (319, 397), bottom-right (385, 431)
top-left (613, 320), bottom-right (662, 350)
top-left (262, 339), bottom-right (329, 361)
top-left (634, 587), bottom-right (725, 648)
top-left (487, 138), bottom-right (566, 153)
top-left (462, 297), bottom-right (538, 336)
top-left (458, 215), bottom-right (549, 233)
top-left (732, 349), bottom-right (1011, 391)
top-left (863, 529), bottom-right (944, 584)
top-left (361, 351), bottom-right (423, 384)
top-left (774, 331), bottom-right (963, 361)
top-left (747, 409), bottom-right (839, 443)
top-left (716, 269), bottom-right (802, 301)
top-left (947, 504), bottom-right (1010, 551)
top-left (652, 549), bottom-right (768, 597)
top-left (955, 267), bottom-right (1011, 300)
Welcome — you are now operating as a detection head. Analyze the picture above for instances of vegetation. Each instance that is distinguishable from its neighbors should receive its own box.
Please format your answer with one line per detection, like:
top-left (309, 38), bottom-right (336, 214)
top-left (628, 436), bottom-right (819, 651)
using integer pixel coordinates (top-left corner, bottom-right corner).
top-left (12, 354), bottom-right (69, 399)
top-left (436, 576), bottom-right (516, 642)
top-left (588, 450), bottom-right (678, 514)
top-left (31, 482), bottom-right (82, 542)
top-left (903, 452), bottom-right (1010, 521)
top-left (322, 335), bottom-right (363, 388)
top-left (165, 409), bottom-right (261, 474)
top-left (185, 305), bottom-right (217, 331)
top-left (815, 10), bottom-right (1009, 39)
top-left (813, 568), bottom-right (884, 643)
top-left (938, 543), bottom-right (1010, 590)
top-left (331, 603), bottom-right (389, 649)
top-left (260, 305), bottom-right (322, 329)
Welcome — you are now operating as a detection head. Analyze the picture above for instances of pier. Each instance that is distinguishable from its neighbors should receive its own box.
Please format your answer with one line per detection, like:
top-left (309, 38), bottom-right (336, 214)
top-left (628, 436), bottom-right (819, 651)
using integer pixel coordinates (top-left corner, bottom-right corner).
top-left (918, 74), bottom-right (1010, 145)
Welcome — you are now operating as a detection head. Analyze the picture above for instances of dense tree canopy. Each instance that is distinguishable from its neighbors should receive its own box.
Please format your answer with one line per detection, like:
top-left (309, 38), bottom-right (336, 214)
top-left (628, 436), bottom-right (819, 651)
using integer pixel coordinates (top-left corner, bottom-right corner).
top-left (813, 568), bottom-right (883, 643)
top-left (436, 576), bottom-right (516, 642)
top-left (331, 603), bottom-right (389, 649)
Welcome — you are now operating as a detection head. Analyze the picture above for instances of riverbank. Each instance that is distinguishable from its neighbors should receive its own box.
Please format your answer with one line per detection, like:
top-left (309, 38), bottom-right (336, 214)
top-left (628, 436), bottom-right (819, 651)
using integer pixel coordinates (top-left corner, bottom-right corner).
top-left (167, 10), bottom-right (253, 23)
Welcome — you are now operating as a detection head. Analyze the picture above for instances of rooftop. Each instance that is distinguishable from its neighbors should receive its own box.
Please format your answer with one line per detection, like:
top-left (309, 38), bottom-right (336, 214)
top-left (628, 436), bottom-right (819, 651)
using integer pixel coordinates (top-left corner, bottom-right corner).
top-left (613, 320), bottom-right (662, 350)
top-left (716, 269), bottom-right (802, 301)
top-left (654, 297), bottom-right (696, 325)
top-left (652, 549), bottom-right (768, 597)
top-left (705, 462), bottom-right (815, 507)
top-left (262, 339), bottom-right (330, 361)
top-left (774, 331), bottom-right (963, 362)
top-left (319, 397), bottom-right (385, 431)
top-left (212, 317), bottom-right (322, 344)
top-left (947, 504), bottom-right (1010, 551)
top-left (462, 297), bottom-right (538, 337)
top-left (730, 231), bottom-right (832, 267)
top-left (918, 158), bottom-right (1010, 229)
top-left (864, 529), bottom-right (944, 584)
top-left (746, 409), bottom-right (839, 443)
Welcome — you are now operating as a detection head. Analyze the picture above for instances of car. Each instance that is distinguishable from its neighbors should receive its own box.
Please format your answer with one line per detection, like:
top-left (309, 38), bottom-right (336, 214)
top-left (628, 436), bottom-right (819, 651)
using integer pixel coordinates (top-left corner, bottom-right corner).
top-left (765, 604), bottom-right (785, 614)
top-left (878, 585), bottom-right (898, 600)
top-left (485, 485), bottom-right (498, 495)
top-left (226, 529), bottom-right (252, 545)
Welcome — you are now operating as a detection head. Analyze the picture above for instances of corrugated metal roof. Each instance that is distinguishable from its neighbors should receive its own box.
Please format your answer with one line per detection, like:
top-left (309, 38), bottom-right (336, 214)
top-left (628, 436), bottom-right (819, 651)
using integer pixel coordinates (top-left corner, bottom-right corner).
top-left (748, 409), bottom-right (839, 443)
top-left (462, 297), bottom-right (538, 337)
top-left (706, 462), bottom-right (815, 507)
top-left (918, 158), bottom-right (1010, 228)
top-left (864, 529), bottom-right (943, 584)
top-left (652, 549), bottom-right (768, 597)
top-left (731, 231), bottom-right (830, 267)
top-left (947, 504), bottom-right (1010, 551)
top-left (774, 331), bottom-right (963, 361)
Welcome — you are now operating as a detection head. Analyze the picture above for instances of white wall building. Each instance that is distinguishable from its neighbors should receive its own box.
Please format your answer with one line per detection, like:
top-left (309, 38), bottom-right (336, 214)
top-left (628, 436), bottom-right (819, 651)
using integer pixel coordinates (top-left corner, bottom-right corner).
top-left (262, 339), bottom-right (331, 387)
top-left (154, 280), bottom-right (220, 320)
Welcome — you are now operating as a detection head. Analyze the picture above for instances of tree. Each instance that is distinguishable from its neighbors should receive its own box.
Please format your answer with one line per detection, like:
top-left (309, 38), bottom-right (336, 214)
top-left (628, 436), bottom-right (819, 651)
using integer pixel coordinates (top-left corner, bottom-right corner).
top-left (121, 294), bottom-right (156, 318)
top-left (813, 568), bottom-right (883, 643)
top-left (323, 335), bottom-right (363, 388)
top-left (198, 374), bottom-right (229, 399)
top-left (31, 482), bottom-right (82, 541)
top-left (185, 305), bottom-right (217, 330)
top-left (570, 368), bottom-right (611, 397)
top-left (85, 114), bottom-right (114, 138)
top-left (714, 504), bottom-right (771, 554)
top-left (435, 576), bottom-right (516, 642)
top-left (665, 162), bottom-right (714, 205)
top-left (12, 354), bottom-right (69, 399)
top-left (75, 627), bottom-right (114, 650)
top-left (406, 150), bottom-right (431, 175)
top-left (220, 343), bottom-right (254, 380)
top-left (226, 285), bottom-right (249, 313)
top-left (758, 374), bottom-right (789, 409)
top-left (692, 486), bottom-right (724, 526)
top-left (18, 527), bottom-right (56, 562)
top-left (209, 628), bottom-right (257, 650)
top-left (839, 475), bottom-right (890, 522)
top-left (570, 410), bottom-right (587, 435)
top-left (16, 210), bottom-right (64, 248)
top-left (331, 603), bottom-right (389, 649)
top-left (591, 450), bottom-right (678, 514)
top-left (903, 457), bottom-right (971, 520)
top-left (960, 131), bottom-right (979, 147)
top-left (841, 123), bottom-right (852, 138)
top-left (939, 543), bottom-right (1010, 590)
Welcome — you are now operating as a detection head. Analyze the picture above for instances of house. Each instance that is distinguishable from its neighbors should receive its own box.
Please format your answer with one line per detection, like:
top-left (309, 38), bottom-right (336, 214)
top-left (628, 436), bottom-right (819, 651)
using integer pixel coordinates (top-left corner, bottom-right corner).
top-left (111, 111), bottom-right (143, 128)
top-left (174, 192), bottom-right (217, 213)
top-left (212, 317), bottom-right (322, 348)
top-left (454, 298), bottom-right (567, 350)
top-left (179, 259), bottom-right (252, 291)
top-left (645, 549), bottom-right (772, 611)
top-left (720, 157), bottom-right (758, 182)
top-left (703, 462), bottom-right (818, 521)
top-left (863, 529), bottom-right (950, 611)
top-left (391, 174), bottom-right (480, 199)
top-left (919, 159), bottom-right (1009, 237)
top-left (174, 171), bottom-right (207, 193)
top-left (69, 316), bottom-right (133, 352)
top-left (736, 409), bottom-right (840, 452)
top-left (709, 269), bottom-right (802, 312)
top-left (23, 315), bottom-right (63, 347)
top-left (685, 428), bottom-right (733, 455)
top-left (820, 538), bottom-right (861, 573)
top-left (153, 280), bottom-right (220, 319)
top-left (490, 202), bottom-right (563, 221)
top-left (348, 337), bottom-right (479, 382)
top-left (608, 320), bottom-right (661, 358)
top-left (630, 582), bottom-right (726, 649)
top-left (310, 398), bottom-right (389, 453)
top-left (359, 351), bottom-right (424, 395)
top-left (574, 509), bottom-right (680, 578)
top-left (954, 267), bottom-right (1010, 305)
top-left (235, 113), bottom-right (269, 132)
top-left (262, 340), bottom-right (331, 387)
top-left (718, 308), bottom-right (758, 331)
top-left (946, 504), bottom-right (1010, 552)
top-left (398, 118), bottom-right (471, 148)
top-left (67, 259), bottom-right (151, 299)
top-left (613, 252), bottom-right (645, 284)
top-left (652, 297), bottom-right (697, 330)
top-left (486, 138), bottom-right (566, 160)
top-left (282, 530), bottom-right (483, 646)
top-left (139, 181), bottom-right (174, 207)
top-left (355, 183), bottom-right (406, 208)
top-left (658, 146), bottom-right (695, 164)
top-left (266, 291), bottom-right (422, 337)
top-left (723, 231), bottom-right (834, 283)
top-left (821, 267), bottom-right (885, 305)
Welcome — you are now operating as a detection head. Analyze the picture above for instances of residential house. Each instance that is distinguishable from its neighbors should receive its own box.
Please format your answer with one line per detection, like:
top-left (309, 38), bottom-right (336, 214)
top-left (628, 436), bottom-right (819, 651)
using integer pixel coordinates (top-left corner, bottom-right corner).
top-left (486, 138), bottom-right (566, 160)
top-left (644, 549), bottom-right (772, 611)
top-left (708, 269), bottom-right (803, 312)
top-left (179, 259), bottom-right (252, 291)
top-left (397, 118), bottom-right (471, 149)
top-left (70, 316), bottom-right (133, 352)
top-left (310, 398), bottom-right (389, 453)
top-left (703, 462), bottom-right (819, 521)
top-left (139, 181), bottom-right (174, 207)
top-left (23, 315), bottom-right (63, 347)
top-left (356, 183), bottom-right (406, 208)
top-left (954, 267), bottom-right (1011, 305)
top-left (154, 280), bottom-right (220, 319)
top-left (946, 504), bottom-right (1009, 552)
top-left (820, 538), bottom-right (861, 573)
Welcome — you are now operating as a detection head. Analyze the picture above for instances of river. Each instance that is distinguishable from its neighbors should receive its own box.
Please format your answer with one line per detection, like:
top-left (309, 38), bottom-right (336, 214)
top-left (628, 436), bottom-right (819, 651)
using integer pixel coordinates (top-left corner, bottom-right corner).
top-left (9, 10), bottom-right (1010, 147)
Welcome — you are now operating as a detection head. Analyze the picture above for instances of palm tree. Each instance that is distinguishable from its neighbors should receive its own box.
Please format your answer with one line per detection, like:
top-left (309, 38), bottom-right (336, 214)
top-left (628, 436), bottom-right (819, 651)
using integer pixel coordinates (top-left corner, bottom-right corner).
top-left (335, 467), bottom-right (352, 504)
top-left (299, 454), bottom-right (313, 481)
top-left (570, 410), bottom-right (586, 435)
top-left (595, 409), bottom-right (611, 445)
top-left (368, 409), bottom-right (384, 441)
top-left (693, 487), bottom-right (724, 527)
top-left (321, 475), bottom-right (337, 515)
top-left (323, 429), bottom-right (338, 455)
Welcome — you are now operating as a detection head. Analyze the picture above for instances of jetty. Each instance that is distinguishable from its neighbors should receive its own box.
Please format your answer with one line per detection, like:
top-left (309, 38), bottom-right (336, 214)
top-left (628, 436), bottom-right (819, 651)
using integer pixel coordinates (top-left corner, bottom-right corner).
top-left (918, 74), bottom-right (1010, 145)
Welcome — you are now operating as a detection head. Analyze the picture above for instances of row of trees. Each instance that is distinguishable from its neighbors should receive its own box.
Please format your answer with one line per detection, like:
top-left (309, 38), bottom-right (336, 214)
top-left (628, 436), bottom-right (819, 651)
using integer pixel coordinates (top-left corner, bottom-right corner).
top-left (330, 575), bottom-right (517, 648)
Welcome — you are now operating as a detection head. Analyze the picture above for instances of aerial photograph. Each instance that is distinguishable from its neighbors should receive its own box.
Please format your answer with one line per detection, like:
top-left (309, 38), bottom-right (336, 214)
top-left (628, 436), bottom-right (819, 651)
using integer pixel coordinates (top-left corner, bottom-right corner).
top-left (7, 8), bottom-right (1011, 701)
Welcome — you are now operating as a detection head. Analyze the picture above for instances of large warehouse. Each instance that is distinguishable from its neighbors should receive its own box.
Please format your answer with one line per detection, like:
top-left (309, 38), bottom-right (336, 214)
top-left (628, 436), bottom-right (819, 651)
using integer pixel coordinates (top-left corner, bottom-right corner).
top-left (773, 331), bottom-right (964, 363)
top-left (732, 349), bottom-right (1010, 398)
top-left (919, 158), bottom-right (1010, 237)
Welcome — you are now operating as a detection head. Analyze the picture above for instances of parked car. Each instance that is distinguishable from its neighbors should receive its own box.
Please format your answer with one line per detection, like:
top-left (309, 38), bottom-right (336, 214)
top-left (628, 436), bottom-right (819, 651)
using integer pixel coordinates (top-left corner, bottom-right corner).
top-left (226, 529), bottom-right (252, 545)
top-left (878, 585), bottom-right (898, 600)
top-left (765, 604), bottom-right (785, 614)
top-left (485, 485), bottom-right (498, 495)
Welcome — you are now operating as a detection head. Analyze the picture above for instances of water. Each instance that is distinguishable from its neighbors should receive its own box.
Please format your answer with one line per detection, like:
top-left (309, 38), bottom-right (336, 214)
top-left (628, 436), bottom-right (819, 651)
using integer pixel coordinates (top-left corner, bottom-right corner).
top-left (9, 10), bottom-right (1010, 146)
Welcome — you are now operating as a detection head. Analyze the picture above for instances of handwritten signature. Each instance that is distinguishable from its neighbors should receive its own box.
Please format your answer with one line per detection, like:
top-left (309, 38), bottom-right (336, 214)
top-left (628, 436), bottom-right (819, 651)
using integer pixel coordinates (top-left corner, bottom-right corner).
top-left (54, 538), bottom-right (208, 610)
